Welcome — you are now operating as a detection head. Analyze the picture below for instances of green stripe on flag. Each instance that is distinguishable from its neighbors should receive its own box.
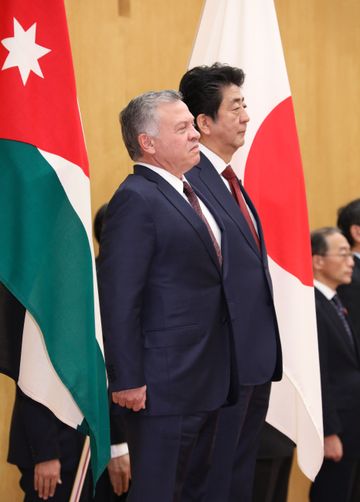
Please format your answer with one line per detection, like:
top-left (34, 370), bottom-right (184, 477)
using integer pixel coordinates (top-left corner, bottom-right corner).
top-left (0, 138), bottom-right (110, 481)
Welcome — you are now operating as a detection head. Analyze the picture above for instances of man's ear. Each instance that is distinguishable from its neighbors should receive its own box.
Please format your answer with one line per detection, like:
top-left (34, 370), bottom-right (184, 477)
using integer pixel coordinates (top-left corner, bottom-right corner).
top-left (138, 133), bottom-right (155, 154)
top-left (350, 224), bottom-right (360, 245)
top-left (196, 114), bottom-right (212, 136)
top-left (312, 254), bottom-right (324, 273)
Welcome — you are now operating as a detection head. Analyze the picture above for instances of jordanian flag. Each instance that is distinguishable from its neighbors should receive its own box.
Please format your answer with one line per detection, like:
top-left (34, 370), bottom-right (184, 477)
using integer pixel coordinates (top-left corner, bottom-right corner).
top-left (0, 0), bottom-right (110, 481)
top-left (189, 0), bottom-right (323, 480)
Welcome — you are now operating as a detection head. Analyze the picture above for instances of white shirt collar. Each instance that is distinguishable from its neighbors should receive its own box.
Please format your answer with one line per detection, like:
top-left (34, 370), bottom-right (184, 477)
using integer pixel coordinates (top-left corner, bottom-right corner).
top-left (354, 251), bottom-right (360, 260)
top-left (200, 144), bottom-right (229, 176)
top-left (138, 162), bottom-right (184, 196)
top-left (137, 162), bottom-right (221, 246)
top-left (314, 279), bottom-right (336, 300)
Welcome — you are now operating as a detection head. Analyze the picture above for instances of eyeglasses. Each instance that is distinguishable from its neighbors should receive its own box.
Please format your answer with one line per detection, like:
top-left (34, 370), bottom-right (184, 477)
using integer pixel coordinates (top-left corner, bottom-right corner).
top-left (323, 252), bottom-right (354, 260)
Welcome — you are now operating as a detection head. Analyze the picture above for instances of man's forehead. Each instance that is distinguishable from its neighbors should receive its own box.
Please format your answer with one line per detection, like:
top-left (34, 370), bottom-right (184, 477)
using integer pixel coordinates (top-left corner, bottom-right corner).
top-left (327, 233), bottom-right (350, 249)
top-left (158, 102), bottom-right (193, 123)
top-left (158, 100), bottom-right (189, 115)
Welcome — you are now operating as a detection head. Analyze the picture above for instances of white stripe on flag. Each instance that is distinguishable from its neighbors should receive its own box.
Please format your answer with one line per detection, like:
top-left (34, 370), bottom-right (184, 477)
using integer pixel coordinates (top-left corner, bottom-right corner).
top-left (39, 149), bottom-right (104, 352)
top-left (19, 149), bottom-right (106, 429)
top-left (19, 311), bottom-right (83, 428)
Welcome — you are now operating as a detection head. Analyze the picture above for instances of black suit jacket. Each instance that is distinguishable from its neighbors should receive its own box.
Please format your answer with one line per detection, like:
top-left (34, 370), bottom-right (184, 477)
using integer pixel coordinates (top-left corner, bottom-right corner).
top-left (315, 287), bottom-right (360, 458)
top-left (186, 153), bottom-right (282, 384)
top-left (98, 165), bottom-right (232, 416)
top-left (0, 282), bottom-right (25, 380)
top-left (0, 283), bottom-right (86, 472)
top-left (7, 387), bottom-right (85, 470)
top-left (338, 255), bottom-right (360, 341)
top-left (257, 423), bottom-right (295, 459)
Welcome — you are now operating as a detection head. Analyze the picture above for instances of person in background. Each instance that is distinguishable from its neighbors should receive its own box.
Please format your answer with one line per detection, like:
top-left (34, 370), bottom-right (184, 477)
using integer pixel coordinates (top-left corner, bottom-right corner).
top-left (310, 227), bottom-right (360, 502)
top-left (336, 199), bottom-right (360, 502)
top-left (93, 203), bottom-right (130, 501)
top-left (3, 282), bottom-right (90, 501)
top-left (252, 423), bottom-right (294, 502)
top-left (337, 199), bottom-right (360, 340)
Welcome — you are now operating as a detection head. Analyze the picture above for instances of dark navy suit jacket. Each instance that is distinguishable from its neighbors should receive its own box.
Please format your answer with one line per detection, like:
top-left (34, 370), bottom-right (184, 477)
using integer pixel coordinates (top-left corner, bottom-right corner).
top-left (338, 255), bottom-right (360, 343)
top-left (315, 287), bottom-right (360, 458)
top-left (98, 165), bottom-right (232, 416)
top-left (187, 153), bottom-right (282, 385)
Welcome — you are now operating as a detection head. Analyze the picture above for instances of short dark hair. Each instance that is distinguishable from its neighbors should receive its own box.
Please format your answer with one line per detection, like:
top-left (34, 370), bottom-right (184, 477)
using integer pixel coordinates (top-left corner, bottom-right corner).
top-left (311, 227), bottom-right (340, 256)
top-left (179, 63), bottom-right (245, 123)
top-left (120, 90), bottom-right (182, 160)
top-left (337, 199), bottom-right (360, 246)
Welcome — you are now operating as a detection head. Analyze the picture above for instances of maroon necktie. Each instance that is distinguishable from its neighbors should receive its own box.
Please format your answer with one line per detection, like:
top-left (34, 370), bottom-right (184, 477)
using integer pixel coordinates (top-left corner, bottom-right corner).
top-left (183, 181), bottom-right (222, 266)
top-left (222, 165), bottom-right (260, 251)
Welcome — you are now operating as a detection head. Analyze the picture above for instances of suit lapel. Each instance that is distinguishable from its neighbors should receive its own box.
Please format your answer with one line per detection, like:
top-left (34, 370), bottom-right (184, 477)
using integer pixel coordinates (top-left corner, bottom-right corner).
top-left (316, 289), bottom-right (359, 361)
top-left (134, 165), bottom-right (221, 274)
top-left (195, 154), bottom-right (261, 258)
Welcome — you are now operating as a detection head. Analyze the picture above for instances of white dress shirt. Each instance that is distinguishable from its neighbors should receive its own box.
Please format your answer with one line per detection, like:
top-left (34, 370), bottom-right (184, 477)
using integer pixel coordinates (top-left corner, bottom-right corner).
top-left (139, 162), bottom-right (221, 248)
top-left (199, 145), bottom-right (258, 234)
top-left (314, 279), bottom-right (336, 300)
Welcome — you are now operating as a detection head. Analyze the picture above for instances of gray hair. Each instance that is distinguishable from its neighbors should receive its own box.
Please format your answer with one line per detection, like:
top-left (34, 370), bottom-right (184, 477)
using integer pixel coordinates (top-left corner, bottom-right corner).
top-left (311, 227), bottom-right (341, 256)
top-left (120, 90), bottom-right (183, 160)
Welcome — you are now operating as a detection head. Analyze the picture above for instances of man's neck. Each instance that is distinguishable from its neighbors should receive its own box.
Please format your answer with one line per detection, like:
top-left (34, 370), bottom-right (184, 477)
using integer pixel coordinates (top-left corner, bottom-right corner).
top-left (138, 156), bottom-right (184, 179)
top-left (200, 138), bottom-right (233, 164)
top-left (314, 275), bottom-right (338, 292)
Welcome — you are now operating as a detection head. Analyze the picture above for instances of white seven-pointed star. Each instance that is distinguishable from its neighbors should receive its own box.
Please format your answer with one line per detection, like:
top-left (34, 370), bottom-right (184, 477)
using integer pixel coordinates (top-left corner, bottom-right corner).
top-left (1, 18), bottom-right (51, 85)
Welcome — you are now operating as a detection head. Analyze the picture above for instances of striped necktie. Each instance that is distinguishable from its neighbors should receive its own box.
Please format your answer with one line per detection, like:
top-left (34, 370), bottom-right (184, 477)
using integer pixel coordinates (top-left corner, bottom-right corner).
top-left (331, 294), bottom-right (355, 349)
top-left (183, 181), bottom-right (222, 266)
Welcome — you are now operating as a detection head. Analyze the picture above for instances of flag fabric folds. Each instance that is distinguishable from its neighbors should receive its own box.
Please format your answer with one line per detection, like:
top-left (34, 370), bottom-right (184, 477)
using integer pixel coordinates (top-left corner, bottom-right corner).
top-left (189, 0), bottom-right (323, 480)
top-left (0, 0), bottom-right (110, 482)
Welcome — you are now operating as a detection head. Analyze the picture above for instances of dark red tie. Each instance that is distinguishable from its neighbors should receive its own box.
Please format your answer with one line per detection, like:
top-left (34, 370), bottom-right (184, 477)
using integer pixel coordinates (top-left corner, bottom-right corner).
top-left (222, 165), bottom-right (260, 251)
top-left (183, 181), bottom-right (222, 266)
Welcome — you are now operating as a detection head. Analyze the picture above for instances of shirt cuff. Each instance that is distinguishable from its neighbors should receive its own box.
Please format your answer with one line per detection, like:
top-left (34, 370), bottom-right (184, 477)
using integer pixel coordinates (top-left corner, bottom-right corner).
top-left (111, 443), bottom-right (129, 458)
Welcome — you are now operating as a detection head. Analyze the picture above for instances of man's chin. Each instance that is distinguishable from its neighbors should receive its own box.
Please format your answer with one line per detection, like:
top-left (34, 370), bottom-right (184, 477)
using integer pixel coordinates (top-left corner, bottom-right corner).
top-left (191, 151), bottom-right (201, 165)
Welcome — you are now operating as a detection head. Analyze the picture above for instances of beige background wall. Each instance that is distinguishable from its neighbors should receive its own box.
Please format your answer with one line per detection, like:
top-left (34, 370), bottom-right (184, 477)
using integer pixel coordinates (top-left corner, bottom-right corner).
top-left (1, 1), bottom-right (360, 500)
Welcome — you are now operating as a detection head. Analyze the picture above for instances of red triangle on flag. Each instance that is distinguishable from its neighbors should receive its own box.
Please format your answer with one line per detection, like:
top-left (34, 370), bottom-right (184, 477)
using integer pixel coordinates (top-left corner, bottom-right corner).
top-left (0, 0), bottom-right (88, 175)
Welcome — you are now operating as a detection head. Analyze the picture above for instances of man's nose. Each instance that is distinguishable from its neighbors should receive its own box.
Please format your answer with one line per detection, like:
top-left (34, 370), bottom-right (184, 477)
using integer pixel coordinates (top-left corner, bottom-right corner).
top-left (190, 125), bottom-right (200, 140)
top-left (241, 109), bottom-right (250, 123)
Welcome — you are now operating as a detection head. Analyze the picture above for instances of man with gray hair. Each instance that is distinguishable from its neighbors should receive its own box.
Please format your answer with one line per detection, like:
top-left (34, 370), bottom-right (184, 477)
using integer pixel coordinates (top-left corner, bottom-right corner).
top-left (310, 227), bottom-right (360, 502)
top-left (98, 91), bottom-right (233, 501)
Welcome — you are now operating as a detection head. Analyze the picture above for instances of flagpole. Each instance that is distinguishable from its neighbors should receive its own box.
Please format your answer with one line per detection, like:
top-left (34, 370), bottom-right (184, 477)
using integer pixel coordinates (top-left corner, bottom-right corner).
top-left (69, 436), bottom-right (91, 502)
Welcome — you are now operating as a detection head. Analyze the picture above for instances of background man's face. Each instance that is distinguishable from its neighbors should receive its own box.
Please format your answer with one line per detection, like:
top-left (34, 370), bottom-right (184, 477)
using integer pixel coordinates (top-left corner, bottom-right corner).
top-left (318, 233), bottom-right (354, 288)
